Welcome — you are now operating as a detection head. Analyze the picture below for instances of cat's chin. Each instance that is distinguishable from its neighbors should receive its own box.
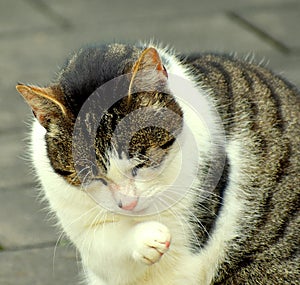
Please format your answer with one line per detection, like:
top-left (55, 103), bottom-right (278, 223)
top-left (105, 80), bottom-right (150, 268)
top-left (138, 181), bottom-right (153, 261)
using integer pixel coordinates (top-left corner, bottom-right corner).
top-left (114, 201), bottom-right (166, 217)
top-left (117, 204), bottom-right (151, 216)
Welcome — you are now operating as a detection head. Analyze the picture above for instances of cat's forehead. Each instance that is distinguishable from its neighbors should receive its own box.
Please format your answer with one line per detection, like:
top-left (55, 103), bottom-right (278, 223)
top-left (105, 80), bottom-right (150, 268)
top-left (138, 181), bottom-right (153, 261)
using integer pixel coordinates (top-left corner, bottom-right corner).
top-left (107, 152), bottom-right (134, 174)
top-left (57, 43), bottom-right (142, 116)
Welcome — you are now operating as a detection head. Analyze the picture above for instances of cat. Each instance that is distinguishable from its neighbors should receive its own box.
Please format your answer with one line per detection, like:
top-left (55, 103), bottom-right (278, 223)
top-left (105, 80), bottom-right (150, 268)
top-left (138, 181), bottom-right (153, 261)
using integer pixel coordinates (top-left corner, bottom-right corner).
top-left (16, 42), bottom-right (299, 285)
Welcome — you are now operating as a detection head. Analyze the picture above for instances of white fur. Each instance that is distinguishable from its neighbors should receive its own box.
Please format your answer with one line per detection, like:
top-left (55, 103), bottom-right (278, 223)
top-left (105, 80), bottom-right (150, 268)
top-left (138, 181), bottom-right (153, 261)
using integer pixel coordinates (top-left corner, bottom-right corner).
top-left (30, 45), bottom-right (246, 285)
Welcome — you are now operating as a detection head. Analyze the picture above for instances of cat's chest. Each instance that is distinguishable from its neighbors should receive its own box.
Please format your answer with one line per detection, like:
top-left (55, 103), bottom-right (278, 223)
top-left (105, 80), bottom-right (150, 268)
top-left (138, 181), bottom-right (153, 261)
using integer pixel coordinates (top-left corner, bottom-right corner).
top-left (78, 218), bottom-right (194, 285)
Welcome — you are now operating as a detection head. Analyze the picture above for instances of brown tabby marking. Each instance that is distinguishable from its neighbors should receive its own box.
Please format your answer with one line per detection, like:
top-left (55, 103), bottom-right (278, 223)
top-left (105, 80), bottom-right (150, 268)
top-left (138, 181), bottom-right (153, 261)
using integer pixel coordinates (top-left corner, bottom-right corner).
top-left (186, 54), bottom-right (300, 284)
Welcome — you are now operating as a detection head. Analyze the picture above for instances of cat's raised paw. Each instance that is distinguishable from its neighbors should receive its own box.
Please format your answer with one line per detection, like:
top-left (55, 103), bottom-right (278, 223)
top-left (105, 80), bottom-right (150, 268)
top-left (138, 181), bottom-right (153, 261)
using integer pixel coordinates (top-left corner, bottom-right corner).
top-left (132, 221), bottom-right (171, 265)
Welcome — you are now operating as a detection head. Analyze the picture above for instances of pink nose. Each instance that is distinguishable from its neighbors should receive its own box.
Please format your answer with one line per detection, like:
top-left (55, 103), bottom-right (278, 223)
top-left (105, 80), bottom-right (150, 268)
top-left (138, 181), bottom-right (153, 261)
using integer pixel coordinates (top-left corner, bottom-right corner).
top-left (118, 198), bottom-right (138, 211)
top-left (110, 183), bottom-right (138, 211)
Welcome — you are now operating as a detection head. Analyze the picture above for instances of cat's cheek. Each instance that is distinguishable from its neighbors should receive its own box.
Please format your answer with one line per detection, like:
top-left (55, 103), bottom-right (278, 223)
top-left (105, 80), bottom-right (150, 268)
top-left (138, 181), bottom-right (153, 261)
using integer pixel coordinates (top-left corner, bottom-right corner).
top-left (85, 182), bottom-right (117, 211)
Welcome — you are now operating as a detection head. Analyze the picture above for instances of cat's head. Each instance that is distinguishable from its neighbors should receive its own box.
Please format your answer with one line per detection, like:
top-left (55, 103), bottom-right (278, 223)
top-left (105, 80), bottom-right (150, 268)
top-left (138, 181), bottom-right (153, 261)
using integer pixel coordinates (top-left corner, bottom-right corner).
top-left (17, 45), bottom-right (186, 215)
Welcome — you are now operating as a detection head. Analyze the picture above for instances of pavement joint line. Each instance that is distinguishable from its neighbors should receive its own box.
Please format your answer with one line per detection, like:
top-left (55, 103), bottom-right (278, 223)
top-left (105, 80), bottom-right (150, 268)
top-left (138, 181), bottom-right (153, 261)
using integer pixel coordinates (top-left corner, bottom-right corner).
top-left (0, 182), bottom-right (37, 192)
top-left (0, 26), bottom-right (63, 39)
top-left (24, 0), bottom-right (72, 30)
top-left (0, 126), bottom-right (28, 136)
top-left (0, 241), bottom-right (59, 253)
top-left (227, 11), bottom-right (291, 55)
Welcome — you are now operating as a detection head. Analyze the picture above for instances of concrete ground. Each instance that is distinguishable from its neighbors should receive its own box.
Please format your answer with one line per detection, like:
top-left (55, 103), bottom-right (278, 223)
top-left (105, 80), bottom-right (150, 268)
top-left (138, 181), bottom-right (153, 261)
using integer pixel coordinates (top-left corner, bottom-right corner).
top-left (0, 0), bottom-right (299, 284)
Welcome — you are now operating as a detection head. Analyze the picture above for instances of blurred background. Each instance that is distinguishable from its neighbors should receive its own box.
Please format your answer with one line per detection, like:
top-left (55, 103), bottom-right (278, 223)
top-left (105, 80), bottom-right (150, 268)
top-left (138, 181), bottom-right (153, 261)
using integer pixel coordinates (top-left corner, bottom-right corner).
top-left (0, 0), bottom-right (299, 284)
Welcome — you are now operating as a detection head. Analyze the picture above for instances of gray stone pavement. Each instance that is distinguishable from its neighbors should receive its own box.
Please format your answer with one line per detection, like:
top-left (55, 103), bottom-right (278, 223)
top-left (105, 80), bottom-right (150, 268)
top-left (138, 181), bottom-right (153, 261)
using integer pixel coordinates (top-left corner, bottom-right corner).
top-left (0, 0), bottom-right (299, 284)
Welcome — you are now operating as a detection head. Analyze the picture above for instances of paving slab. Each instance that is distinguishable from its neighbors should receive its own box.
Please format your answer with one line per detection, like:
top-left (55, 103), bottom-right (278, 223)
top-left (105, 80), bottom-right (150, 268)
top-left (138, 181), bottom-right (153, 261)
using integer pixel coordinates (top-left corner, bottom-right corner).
top-left (0, 246), bottom-right (79, 285)
top-left (0, 86), bottom-right (30, 134)
top-left (0, 132), bottom-right (34, 190)
top-left (47, 0), bottom-right (297, 22)
top-left (0, 186), bottom-right (57, 249)
top-left (0, 37), bottom-right (67, 133)
top-left (0, 0), bottom-right (57, 37)
top-left (266, 53), bottom-right (300, 87)
top-left (45, 0), bottom-right (274, 53)
top-left (233, 2), bottom-right (300, 52)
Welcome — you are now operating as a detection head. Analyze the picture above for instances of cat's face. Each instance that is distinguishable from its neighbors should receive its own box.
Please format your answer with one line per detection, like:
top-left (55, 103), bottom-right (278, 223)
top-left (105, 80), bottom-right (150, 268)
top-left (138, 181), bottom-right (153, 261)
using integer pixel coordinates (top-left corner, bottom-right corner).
top-left (17, 47), bottom-right (184, 214)
top-left (72, 79), bottom-right (184, 214)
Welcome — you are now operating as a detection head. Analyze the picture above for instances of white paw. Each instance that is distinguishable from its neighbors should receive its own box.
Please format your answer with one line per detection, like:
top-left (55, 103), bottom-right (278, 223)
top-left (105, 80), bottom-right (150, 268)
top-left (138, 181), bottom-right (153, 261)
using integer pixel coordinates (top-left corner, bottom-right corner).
top-left (132, 221), bottom-right (171, 265)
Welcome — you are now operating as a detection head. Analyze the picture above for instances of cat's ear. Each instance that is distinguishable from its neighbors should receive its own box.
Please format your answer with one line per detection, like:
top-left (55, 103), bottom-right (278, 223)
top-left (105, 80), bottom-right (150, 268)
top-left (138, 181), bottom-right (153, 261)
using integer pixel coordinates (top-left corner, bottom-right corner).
top-left (129, 47), bottom-right (168, 94)
top-left (16, 84), bottom-right (67, 128)
top-left (132, 47), bottom-right (168, 78)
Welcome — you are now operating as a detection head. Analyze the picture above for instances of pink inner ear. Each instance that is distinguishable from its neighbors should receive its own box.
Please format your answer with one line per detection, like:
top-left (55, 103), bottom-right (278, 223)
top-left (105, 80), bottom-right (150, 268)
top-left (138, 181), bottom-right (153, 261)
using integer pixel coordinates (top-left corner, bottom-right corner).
top-left (134, 47), bottom-right (168, 78)
top-left (161, 64), bottom-right (168, 78)
top-left (31, 106), bottom-right (48, 125)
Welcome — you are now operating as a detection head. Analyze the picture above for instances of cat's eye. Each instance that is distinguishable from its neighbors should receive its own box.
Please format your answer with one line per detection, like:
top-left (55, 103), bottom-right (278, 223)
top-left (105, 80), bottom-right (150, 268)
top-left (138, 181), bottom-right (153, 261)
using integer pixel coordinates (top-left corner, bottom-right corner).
top-left (160, 137), bottom-right (175, 149)
top-left (96, 178), bottom-right (108, 186)
top-left (131, 167), bottom-right (138, 177)
top-left (55, 169), bottom-right (74, 176)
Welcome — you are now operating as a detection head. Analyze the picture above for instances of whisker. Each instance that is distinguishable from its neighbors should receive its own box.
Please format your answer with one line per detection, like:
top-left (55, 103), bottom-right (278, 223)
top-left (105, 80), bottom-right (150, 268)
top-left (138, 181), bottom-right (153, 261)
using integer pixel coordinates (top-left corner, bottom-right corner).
top-left (81, 170), bottom-right (93, 186)
top-left (166, 184), bottom-right (224, 200)
top-left (156, 195), bottom-right (201, 248)
top-left (157, 192), bottom-right (212, 246)
top-left (163, 187), bottom-right (223, 220)
top-left (75, 158), bottom-right (96, 165)
top-left (52, 204), bottom-right (100, 273)
top-left (83, 211), bottom-right (104, 269)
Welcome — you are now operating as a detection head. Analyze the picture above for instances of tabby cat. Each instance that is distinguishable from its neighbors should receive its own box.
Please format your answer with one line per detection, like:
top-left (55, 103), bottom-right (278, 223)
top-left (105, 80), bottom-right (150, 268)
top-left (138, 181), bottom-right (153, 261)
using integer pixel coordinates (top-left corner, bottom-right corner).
top-left (17, 42), bottom-right (299, 285)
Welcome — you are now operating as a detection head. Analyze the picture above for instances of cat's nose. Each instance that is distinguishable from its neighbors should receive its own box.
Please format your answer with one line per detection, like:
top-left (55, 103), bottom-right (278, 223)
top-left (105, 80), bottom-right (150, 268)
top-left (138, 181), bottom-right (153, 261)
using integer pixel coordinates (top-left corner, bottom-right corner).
top-left (118, 198), bottom-right (138, 211)
top-left (109, 182), bottom-right (139, 211)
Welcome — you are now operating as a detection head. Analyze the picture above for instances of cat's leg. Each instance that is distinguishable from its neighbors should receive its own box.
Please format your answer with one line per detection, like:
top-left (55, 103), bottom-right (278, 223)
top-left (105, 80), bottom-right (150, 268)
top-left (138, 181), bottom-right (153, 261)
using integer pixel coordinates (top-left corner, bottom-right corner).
top-left (80, 220), bottom-right (171, 285)
top-left (130, 221), bottom-right (171, 265)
